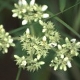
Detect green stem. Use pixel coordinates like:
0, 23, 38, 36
47, 3, 80, 38
16, 68, 22, 80
48, 1, 80, 18
9, 25, 27, 34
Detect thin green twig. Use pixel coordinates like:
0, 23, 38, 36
47, 2, 80, 38
48, 11, 80, 38
9, 25, 27, 34
16, 68, 22, 80
48, 1, 80, 18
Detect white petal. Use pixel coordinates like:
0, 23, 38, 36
39, 61, 45, 65
4, 48, 8, 53
22, 9, 26, 13
21, 60, 27, 66
67, 61, 72, 68
37, 54, 41, 60
63, 66, 67, 71
42, 36, 46, 41
12, 13, 17, 17
22, 20, 28, 25
58, 45, 62, 50
76, 42, 80, 46
26, 28, 30, 34
61, 54, 64, 59
14, 55, 19, 59
39, 20, 43, 25
30, 0, 35, 5
54, 65, 58, 70
64, 57, 68, 61
9, 39, 13, 43
42, 29, 46, 32
42, 13, 49, 18
42, 5, 48, 11
71, 39, 76, 43
18, 0, 27, 5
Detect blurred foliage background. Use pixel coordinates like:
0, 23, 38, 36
0, 0, 80, 80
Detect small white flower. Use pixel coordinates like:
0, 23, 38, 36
14, 55, 19, 59
9, 39, 13, 43
67, 61, 72, 68
22, 56, 25, 59
60, 65, 63, 70
42, 36, 46, 41
0, 25, 3, 28
75, 52, 79, 56
21, 60, 27, 66
63, 65, 67, 71
22, 20, 28, 25
39, 61, 45, 65
22, 9, 26, 13
54, 57, 58, 60
12, 13, 18, 17
42, 29, 46, 32
42, 5, 48, 11
61, 54, 64, 59
4, 38, 7, 41
64, 57, 68, 61
58, 45, 62, 50
34, 58, 37, 61
26, 28, 30, 34
30, 0, 35, 5
37, 54, 41, 60
76, 42, 80, 46
42, 13, 49, 18
5, 32, 9, 36
39, 20, 43, 25
54, 65, 58, 70
65, 37, 69, 42
71, 38, 76, 43
18, 0, 27, 5
4, 48, 8, 53
6, 44, 9, 47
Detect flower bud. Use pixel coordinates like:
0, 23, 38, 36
39, 61, 45, 65
12, 13, 18, 17
42, 5, 48, 11
22, 20, 28, 25
18, 0, 27, 5
42, 36, 46, 41
30, 0, 35, 5
58, 45, 62, 50
21, 60, 27, 66
26, 28, 30, 34
71, 39, 76, 43
42, 13, 49, 18
54, 65, 58, 70
67, 61, 72, 68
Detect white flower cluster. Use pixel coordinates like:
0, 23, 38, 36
12, 0, 80, 72
50, 37, 80, 71
12, 0, 49, 25
0, 25, 15, 53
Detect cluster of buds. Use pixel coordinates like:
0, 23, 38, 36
12, 0, 49, 25
0, 25, 15, 53
50, 37, 80, 71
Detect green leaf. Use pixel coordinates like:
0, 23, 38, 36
59, 0, 66, 12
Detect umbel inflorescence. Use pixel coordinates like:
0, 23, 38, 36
0, 25, 15, 53
0, 0, 80, 72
